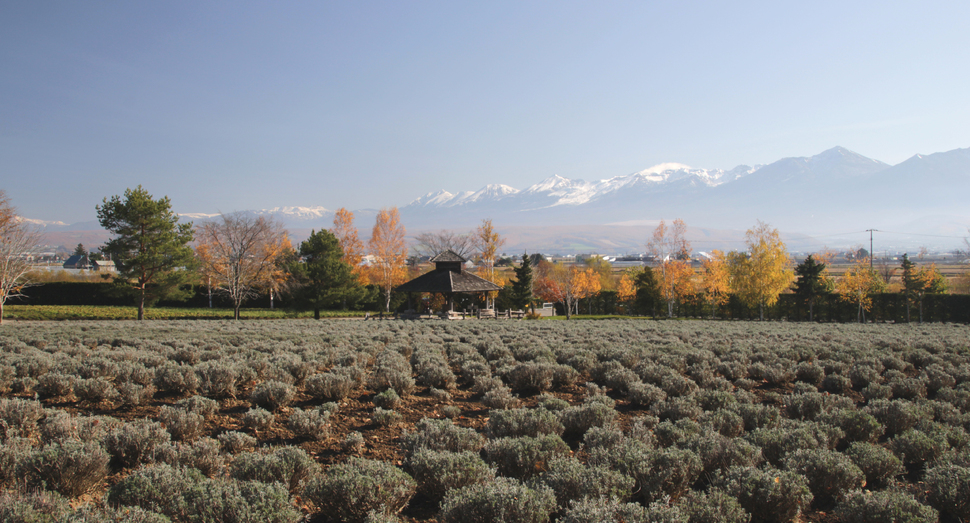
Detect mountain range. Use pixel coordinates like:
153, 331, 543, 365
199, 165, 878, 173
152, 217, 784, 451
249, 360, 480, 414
33, 146, 970, 254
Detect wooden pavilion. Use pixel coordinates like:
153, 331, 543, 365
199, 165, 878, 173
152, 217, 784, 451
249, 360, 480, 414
395, 250, 501, 318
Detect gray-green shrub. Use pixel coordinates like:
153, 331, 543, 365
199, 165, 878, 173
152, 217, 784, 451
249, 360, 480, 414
218, 431, 257, 454
157, 406, 205, 442
715, 465, 813, 523
681, 489, 751, 523
104, 419, 171, 468
538, 456, 634, 510
844, 441, 904, 486
407, 448, 495, 499
287, 407, 331, 440
230, 446, 317, 493
242, 407, 274, 431
438, 476, 557, 523
924, 462, 970, 520
249, 380, 296, 411
402, 418, 485, 455
487, 407, 564, 438
483, 434, 570, 480
373, 388, 402, 409
783, 448, 864, 505
0, 490, 71, 523
25, 440, 110, 497
303, 458, 416, 523
835, 489, 938, 523
306, 372, 355, 401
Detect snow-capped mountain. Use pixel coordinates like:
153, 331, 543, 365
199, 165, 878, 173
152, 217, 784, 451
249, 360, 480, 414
398, 146, 970, 236
252, 206, 332, 221
36, 146, 970, 253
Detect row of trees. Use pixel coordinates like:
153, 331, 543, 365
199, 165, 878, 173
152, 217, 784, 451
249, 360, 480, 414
0, 186, 958, 324
525, 219, 948, 324
92, 187, 417, 320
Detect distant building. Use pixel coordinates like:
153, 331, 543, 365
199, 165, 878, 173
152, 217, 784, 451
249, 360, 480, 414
92, 259, 116, 272
62, 255, 90, 269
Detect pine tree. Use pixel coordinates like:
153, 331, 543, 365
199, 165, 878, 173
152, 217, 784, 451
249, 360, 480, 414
793, 254, 828, 321
901, 254, 917, 323
97, 186, 195, 320
291, 229, 367, 319
510, 252, 534, 312
633, 266, 662, 318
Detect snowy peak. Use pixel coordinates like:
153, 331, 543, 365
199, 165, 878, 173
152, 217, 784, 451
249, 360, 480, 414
254, 206, 331, 221
18, 216, 69, 227
458, 184, 520, 204
409, 190, 457, 207
523, 174, 588, 194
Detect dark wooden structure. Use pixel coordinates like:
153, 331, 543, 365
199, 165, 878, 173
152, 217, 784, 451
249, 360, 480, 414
395, 250, 501, 316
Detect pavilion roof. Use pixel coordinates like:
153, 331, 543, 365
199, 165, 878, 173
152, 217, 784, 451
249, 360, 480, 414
395, 269, 501, 294
429, 250, 468, 263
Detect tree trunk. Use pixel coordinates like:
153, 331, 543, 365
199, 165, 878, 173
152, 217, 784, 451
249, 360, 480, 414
919, 297, 924, 324
234, 305, 241, 320
808, 302, 814, 322
759, 303, 764, 321
0, 300, 4, 324
138, 284, 146, 321
314, 308, 320, 320
667, 300, 674, 318
906, 300, 911, 323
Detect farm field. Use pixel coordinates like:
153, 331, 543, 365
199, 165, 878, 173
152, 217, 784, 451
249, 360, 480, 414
1, 319, 969, 523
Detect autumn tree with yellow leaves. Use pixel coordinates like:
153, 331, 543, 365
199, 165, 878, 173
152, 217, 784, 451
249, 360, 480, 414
836, 257, 884, 323
474, 219, 506, 308
648, 219, 693, 317
368, 207, 408, 312
331, 208, 367, 285
196, 212, 292, 320
727, 221, 794, 321
700, 250, 731, 318
616, 272, 637, 313
573, 267, 602, 315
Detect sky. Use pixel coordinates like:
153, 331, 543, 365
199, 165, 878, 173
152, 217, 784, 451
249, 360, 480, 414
2, 1, 969, 224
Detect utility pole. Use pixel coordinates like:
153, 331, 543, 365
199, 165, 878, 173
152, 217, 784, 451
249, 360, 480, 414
865, 229, 878, 271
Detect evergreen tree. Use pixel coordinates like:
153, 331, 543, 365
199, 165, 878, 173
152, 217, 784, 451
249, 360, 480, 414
633, 266, 662, 317
291, 229, 367, 319
793, 254, 827, 321
901, 254, 917, 323
97, 186, 195, 320
73, 243, 87, 257
510, 252, 534, 312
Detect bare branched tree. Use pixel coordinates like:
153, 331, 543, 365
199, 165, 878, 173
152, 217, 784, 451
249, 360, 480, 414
196, 213, 292, 320
412, 230, 473, 258
0, 191, 43, 324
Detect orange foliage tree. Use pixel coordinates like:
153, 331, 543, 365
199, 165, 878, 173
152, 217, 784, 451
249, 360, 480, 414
573, 267, 602, 315
535, 262, 578, 319
616, 272, 637, 314
196, 213, 292, 320
368, 207, 408, 312
648, 219, 693, 317
331, 208, 367, 285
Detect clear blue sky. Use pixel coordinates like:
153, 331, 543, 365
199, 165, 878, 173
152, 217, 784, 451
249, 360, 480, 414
2, 1, 968, 223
